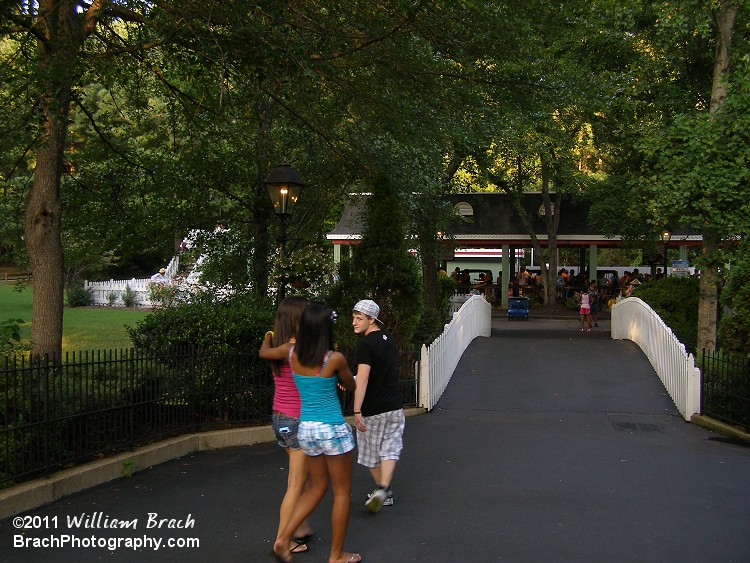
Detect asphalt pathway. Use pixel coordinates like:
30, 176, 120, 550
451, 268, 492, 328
2, 319, 750, 562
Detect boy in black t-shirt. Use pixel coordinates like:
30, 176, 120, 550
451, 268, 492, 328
351, 299, 405, 513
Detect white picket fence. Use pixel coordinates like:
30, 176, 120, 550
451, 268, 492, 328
83, 256, 180, 308
611, 297, 701, 421
419, 294, 492, 411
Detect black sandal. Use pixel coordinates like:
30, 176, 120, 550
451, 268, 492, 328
290, 540, 308, 554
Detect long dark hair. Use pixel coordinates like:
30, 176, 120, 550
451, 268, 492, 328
294, 302, 335, 368
270, 296, 310, 375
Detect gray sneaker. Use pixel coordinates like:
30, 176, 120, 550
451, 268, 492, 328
366, 488, 394, 509
365, 488, 388, 513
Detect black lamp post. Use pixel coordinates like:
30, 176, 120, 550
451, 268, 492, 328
660, 225, 672, 277
265, 162, 305, 300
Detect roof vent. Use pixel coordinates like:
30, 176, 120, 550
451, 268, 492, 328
454, 202, 474, 216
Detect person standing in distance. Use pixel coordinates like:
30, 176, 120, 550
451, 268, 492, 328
150, 267, 168, 284
351, 299, 405, 513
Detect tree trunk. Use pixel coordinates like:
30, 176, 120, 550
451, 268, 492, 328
697, 231, 720, 352
696, 0, 738, 352
25, 0, 81, 359
26, 129, 67, 360
709, 1, 737, 112
503, 155, 561, 306
540, 160, 561, 305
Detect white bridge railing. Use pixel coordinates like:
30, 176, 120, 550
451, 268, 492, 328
419, 294, 492, 411
83, 256, 180, 308
611, 297, 701, 421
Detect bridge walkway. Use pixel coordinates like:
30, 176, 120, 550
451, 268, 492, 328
2, 319, 749, 562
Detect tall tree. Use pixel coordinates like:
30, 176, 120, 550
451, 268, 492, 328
592, 0, 749, 351
699, 0, 739, 351
20, 0, 106, 358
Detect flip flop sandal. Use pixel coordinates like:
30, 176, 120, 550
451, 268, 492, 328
290, 540, 308, 554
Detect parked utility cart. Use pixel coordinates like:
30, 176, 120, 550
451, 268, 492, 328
508, 296, 529, 320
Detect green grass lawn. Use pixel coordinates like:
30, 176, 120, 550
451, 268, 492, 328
1, 282, 151, 353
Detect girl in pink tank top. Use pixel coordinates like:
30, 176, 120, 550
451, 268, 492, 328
259, 296, 313, 556
274, 303, 360, 563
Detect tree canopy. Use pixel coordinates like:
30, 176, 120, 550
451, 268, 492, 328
1, 0, 748, 355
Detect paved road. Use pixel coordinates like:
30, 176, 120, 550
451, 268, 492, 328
2, 319, 750, 562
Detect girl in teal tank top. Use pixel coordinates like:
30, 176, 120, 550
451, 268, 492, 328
273, 303, 361, 563
292, 351, 346, 425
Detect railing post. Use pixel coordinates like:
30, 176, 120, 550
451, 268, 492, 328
129, 348, 136, 451
43, 354, 50, 479
419, 344, 429, 410
686, 353, 701, 420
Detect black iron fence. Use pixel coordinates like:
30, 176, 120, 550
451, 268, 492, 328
700, 349, 750, 430
1, 346, 420, 488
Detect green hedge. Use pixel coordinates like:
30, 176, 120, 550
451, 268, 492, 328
127, 292, 274, 354
719, 241, 750, 355
631, 276, 699, 352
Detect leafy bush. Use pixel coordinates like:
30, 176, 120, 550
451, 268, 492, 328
122, 284, 139, 308
106, 291, 119, 306
1, 371, 79, 486
565, 293, 580, 310
631, 276, 699, 352
1, 348, 274, 487
719, 240, 750, 355
412, 307, 446, 346
127, 291, 274, 354
66, 285, 93, 307
272, 244, 334, 301
698, 350, 750, 427
1, 318, 23, 347
412, 274, 457, 345
181, 228, 253, 292
1, 318, 30, 358
148, 281, 180, 309
437, 272, 457, 312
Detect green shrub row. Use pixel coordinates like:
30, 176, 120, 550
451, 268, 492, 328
127, 291, 275, 354
719, 240, 750, 355
631, 276, 699, 352
1, 350, 273, 487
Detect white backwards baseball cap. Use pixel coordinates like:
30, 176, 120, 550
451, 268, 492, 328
353, 299, 383, 324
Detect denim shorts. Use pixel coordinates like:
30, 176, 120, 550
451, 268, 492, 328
272, 412, 301, 450
298, 421, 355, 457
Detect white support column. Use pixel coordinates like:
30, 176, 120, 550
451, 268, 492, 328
502, 244, 510, 308
419, 344, 430, 410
